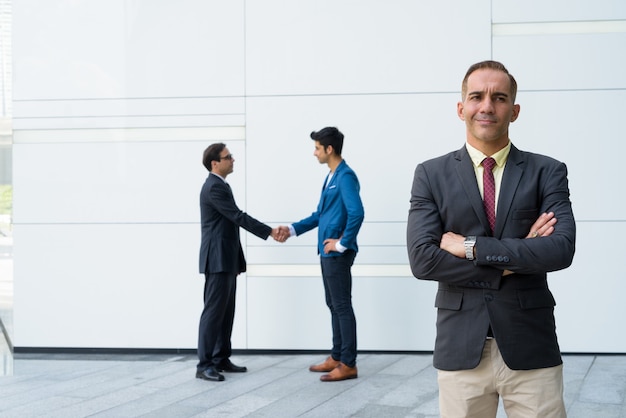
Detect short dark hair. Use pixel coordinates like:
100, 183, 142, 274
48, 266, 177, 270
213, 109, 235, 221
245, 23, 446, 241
461, 60, 518, 102
310, 127, 344, 156
202, 142, 226, 171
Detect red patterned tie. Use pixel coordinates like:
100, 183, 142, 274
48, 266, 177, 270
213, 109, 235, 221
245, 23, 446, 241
482, 157, 496, 233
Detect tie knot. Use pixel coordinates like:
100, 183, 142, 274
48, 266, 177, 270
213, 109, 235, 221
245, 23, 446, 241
482, 157, 496, 171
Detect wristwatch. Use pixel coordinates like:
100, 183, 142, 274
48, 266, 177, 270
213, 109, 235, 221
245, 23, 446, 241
464, 236, 476, 260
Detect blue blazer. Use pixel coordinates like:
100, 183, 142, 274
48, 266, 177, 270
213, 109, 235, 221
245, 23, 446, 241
293, 160, 364, 257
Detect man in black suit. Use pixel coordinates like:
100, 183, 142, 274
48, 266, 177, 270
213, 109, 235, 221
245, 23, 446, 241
196, 142, 282, 382
407, 61, 575, 417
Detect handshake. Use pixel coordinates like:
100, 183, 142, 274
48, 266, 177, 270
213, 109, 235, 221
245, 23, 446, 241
270, 225, 291, 243
269, 225, 341, 254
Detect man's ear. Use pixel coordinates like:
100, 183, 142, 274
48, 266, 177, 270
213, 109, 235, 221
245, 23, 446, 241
457, 101, 465, 121
510, 104, 521, 122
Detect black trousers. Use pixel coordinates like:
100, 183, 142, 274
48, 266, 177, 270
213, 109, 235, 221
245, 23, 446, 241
320, 250, 358, 367
196, 271, 236, 371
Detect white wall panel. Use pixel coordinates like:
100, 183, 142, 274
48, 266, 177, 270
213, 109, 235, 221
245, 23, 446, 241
13, 114, 245, 130
12, 139, 216, 224
13, 0, 245, 100
245, 94, 467, 224
247, 275, 436, 351
355, 277, 436, 351
494, 33, 626, 91
13, 0, 127, 100
509, 90, 626, 221
14, 97, 245, 119
11, 0, 625, 354
551, 222, 626, 352
245, 0, 491, 95
356, 245, 408, 265
12, 127, 246, 144
247, 277, 331, 349
247, 239, 319, 265
493, 0, 626, 23
13, 224, 203, 349
124, 0, 245, 98
13, 97, 246, 130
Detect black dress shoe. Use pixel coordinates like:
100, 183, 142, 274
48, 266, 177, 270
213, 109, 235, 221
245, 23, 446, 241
195, 366, 225, 382
217, 359, 247, 373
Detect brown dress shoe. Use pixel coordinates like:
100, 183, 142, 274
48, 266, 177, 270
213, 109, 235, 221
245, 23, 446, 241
320, 362, 358, 382
309, 356, 340, 372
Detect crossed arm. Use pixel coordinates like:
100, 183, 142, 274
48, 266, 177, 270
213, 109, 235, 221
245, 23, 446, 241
440, 211, 556, 258
439, 211, 557, 276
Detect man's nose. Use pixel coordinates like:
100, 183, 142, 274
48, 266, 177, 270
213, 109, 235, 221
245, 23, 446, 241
481, 98, 495, 113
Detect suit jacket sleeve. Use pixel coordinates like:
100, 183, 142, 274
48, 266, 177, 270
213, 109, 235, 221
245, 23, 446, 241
407, 158, 502, 288
207, 181, 272, 239
407, 147, 576, 288
475, 156, 575, 274
336, 169, 364, 249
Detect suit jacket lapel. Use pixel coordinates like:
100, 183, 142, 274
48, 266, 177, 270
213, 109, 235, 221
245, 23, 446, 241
319, 173, 331, 212
455, 147, 492, 235
495, 145, 524, 237
319, 161, 344, 212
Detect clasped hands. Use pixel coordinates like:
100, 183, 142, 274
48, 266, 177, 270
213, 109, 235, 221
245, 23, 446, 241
270, 226, 291, 243
270, 226, 341, 253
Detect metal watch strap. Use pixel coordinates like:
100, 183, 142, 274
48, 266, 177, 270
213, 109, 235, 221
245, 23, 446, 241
464, 236, 476, 260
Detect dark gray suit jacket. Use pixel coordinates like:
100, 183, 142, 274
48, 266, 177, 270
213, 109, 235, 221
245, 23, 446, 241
199, 173, 272, 274
407, 144, 576, 371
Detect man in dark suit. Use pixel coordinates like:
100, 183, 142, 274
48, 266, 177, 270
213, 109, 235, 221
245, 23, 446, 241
196, 142, 282, 382
280, 127, 365, 382
407, 61, 575, 417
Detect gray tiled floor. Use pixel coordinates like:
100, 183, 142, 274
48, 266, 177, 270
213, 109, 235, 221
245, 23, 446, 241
0, 350, 625, 417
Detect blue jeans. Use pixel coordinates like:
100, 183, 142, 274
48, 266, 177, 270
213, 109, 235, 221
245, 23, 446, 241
320, 250, 357, 367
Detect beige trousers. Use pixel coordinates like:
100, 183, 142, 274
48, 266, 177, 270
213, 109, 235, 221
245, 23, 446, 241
437, 339, 566, 418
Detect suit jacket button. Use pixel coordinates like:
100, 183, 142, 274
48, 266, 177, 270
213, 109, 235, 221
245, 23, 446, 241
486, 255, 492, 262
485, 294, 494, 302
503, 256, 510, 262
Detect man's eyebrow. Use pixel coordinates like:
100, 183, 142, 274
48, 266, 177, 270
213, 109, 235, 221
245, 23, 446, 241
468, 90, 509, 96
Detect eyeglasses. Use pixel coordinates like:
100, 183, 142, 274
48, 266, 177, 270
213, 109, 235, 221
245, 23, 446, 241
218, 154, 234, 161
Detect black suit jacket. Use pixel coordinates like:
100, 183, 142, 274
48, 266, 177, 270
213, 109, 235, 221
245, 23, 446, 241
407, 144, 576, 371
199, 173, 272, 274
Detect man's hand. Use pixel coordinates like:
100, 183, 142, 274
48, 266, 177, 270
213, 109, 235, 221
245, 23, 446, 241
504, 212, 557, 275
526, 212, 556, 238
323, 238, 340, 254
440, 232, 466, 258
271, 226, 291, 242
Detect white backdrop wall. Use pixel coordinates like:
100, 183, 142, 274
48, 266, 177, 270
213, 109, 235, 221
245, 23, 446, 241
11, 0, 626, 353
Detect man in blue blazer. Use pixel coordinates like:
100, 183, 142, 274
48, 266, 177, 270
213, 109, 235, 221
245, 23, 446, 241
196, 143, 281, 382
407, 61, 575, 417
281, 127, 365, 382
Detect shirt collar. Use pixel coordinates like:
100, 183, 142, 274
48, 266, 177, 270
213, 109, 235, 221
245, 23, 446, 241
210, 172, 227, 182
465, 141, 512, 169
